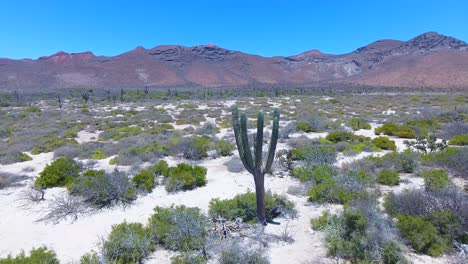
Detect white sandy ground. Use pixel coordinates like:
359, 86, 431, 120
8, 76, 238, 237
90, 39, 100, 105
0, 111, 459, 264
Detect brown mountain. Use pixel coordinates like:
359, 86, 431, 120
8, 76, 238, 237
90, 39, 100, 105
1, 32, 467, 89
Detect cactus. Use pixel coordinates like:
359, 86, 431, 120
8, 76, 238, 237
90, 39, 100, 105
232, 105, 279, 224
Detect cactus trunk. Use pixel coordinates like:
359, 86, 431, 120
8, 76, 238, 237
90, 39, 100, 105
232, 105, 280, 225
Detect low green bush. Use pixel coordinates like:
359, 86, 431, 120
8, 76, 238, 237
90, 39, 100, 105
91, 149, 108, 160
421, 169, 450, 190
152, 160, 170, 177
291, 164, 336, 183
326, 131, 355, 143
34, 157, 81, 188
377, 169, 400, 186
448, 134, 468, 145
396, 214, 448, 256
166, 163, 207, 192
372, 136, 396, 151
133, 169, 156, 191
148, 206, 207, 252
103, 222, 153, 264
349, 117, 371, 130
214, 139, 235, 156
310, 211, 331, 230
31, 136, 78, 154
296, 122, 313, 132
375, 123, 416, 138
208, 191, 295, 223
0, 247, 59, 264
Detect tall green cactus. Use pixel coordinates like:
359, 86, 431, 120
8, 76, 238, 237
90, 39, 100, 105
232, 105, 279, 224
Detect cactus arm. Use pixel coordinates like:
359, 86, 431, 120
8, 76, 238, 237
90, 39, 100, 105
232, 106, 254, 174
255, 111, 264, 173
240, 112, 255, 172
265, 109, 280, 173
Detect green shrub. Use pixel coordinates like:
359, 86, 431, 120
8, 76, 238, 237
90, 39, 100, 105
292, 164, 336, 183
166, 163, 207, 192
79, 253, 99, 264
133, 169, 156, 191
214, 139, 235, 156
91, 149, 108, 160
310, 211, 331, 230
377, 169, 400, 186
31, 136, 78, 154
326, 131, 355, 143
372, 136, 396, 151
81, 107, 90, 113
208, 191, 295, 223
396, 214, 448, 256
19, 152, 32, 162
290, 145, 337, 166
180, 136, 212, 160
24, 106, 41, 113
103, 222, 152, 264
421, 169, 450, 190
296, 122, 313, 132
34, 157, 81, 188
349, 117, 371, 130
375, 123, 416, 138
152, 160, 170, 177
148, 206, 207, 252
382, 241, 406, 264
448, 134, 468, 145
0, 247, 59, 264
171, 254, 206, 264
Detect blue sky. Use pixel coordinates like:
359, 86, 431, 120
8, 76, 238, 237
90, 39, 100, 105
1, 0, 467, 59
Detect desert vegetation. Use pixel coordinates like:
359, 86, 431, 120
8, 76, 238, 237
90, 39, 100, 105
0, 88, 466, 263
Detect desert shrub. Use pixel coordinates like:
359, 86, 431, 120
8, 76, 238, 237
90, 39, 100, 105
421, 169, 450, 190
24, 106, 41, 113
296, 113, 329, 132
375, 123, 416, 138
310, 210, 331, 230
439, 121, 468, 140
34, 157, 81, 188
396, 214, 448, 256
384, 188, 468, 246
279, 122, 296, 139
171, 254, 206, 264
69, 170, 136, 207
421, 147, 467, 178
165, 163, 207, 192
349, 117, 371, 130
218, 240, 269, 264
448, 134, 468, 145
382, 241, 407, 264
321, 197, 405, 263
208, 191, 295, 223
348, 150, 419, 175
290, 144, 337, 166
102, 222, 152, 264
307, 171, 366, 205
152, 160, 170, 177
148, 205, 208, 252
31, 136, 78, 154
326, 131, 354, 143
377, 169, 400, 186
79, 253, 99, 264
178, 136, 211, 160
0, 246, 59, 264
132, 169, 156, 191
291, 164, 336, 183
372, 136, 396, 151
195, 121, 218, 135
214, 139, 235, 157
91, 149, 108, 160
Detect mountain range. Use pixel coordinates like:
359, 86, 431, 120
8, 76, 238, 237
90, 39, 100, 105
1, 32, 467, 89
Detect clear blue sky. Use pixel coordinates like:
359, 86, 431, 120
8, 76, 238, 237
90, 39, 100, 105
1, 0, 467, 59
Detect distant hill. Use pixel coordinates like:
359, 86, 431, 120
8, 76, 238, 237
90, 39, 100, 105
1, 32, 467, 89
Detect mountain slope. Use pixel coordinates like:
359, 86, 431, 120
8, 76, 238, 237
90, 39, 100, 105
0, 32, 467, 89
